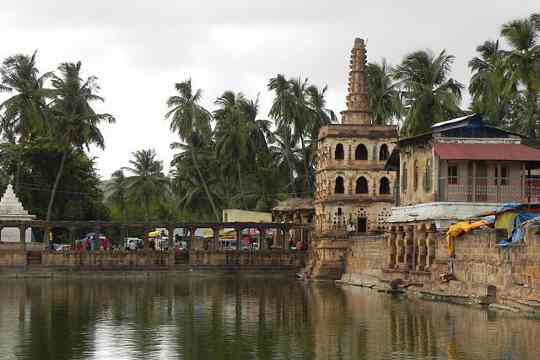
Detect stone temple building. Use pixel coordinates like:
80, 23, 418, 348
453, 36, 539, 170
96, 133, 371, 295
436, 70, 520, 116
315, 38, 397, 236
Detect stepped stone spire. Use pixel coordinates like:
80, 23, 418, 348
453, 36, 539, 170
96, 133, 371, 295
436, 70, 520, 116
341, 38, 371, 125
0, 184, 35, 219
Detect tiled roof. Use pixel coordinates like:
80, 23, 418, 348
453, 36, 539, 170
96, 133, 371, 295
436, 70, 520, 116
434, 143, 540, 161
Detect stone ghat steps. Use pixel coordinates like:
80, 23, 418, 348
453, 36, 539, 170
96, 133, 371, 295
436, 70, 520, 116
26, 251, 42, 265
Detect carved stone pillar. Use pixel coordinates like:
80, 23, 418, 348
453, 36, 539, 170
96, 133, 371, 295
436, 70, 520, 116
258, 227, 265, 250
404, 225, 414, 270
19, 224, 27, 250
188, 227, 195, 251
168, 224, 176, 250
283, 227, 290, 250
68, 226, 77, 248
387, 226, 397, 268
426, 224, 437, 270
94, 222, 102, 251
143, 225, 150, 250
236, 228, 241, 251
416, 224, 427, 271
212, 227, 220, 250
396, 226, 405, 267
43, 224, 51, 249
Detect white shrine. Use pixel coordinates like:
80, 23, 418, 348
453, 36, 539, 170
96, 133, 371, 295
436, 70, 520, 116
0, 184, 36, 242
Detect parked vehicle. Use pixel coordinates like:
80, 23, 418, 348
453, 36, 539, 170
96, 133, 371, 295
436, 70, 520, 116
124, 237, 143, 250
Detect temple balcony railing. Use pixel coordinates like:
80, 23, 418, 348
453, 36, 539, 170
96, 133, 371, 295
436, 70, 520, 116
437, 177, 540, 203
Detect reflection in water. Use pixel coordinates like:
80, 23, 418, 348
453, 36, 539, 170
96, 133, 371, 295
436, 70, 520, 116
0, 275, 539, 359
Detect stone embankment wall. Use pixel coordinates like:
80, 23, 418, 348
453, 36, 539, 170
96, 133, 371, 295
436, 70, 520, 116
42, 251, 173, 269
345, 235, 386, 275
189, 250, 306, 268
0, 249, 27, 267
340, 222, 540, 312
0, 248, 305, 272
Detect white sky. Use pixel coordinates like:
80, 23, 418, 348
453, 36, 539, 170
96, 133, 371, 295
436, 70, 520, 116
1, 1, 538, 178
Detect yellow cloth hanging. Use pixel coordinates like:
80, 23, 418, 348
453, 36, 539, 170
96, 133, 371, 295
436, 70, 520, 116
447, 220, 489, 257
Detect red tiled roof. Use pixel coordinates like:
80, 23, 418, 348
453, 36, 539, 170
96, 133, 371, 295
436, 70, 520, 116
434, 143, 540, 161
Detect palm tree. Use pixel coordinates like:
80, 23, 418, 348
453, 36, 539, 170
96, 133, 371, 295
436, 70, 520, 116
0, 52, 52, 191
469, 40, 513, 126
165, 79, 220, 221
500, 14, 540, 139
107, 170, 128, 220
394, 50, 463, 135
367, 60, 402, 125
268, 127, 299, 197
214, 91, 251, 208
45, 61, 115, 221
123, 149, 168, 221
0, 51, 52, 140
268, 75, 312, 191
238, 95, 272, 157
170, 142, 222, 219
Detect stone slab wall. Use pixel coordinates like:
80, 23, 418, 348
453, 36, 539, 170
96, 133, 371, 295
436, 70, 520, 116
451, 225, 540, 290
345, 235, 386, 276
0, 249, 26, 267
189, 250, 306, 268
42, 251, 173, 268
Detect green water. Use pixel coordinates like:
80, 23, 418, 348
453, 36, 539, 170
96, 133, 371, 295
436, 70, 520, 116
0, 275, 538, 360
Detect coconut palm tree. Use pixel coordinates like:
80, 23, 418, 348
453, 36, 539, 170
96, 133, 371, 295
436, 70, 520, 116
394, 50, 463, 136
469, 40, 514, 126
268, 75, 313, 191
170, 142, 222, 218
0, 52, 52, 191
367, 60, 402, 125
238, 95, 272, 157
107, 169, 128, 220
165, 79, 220, 221
268, 127, 299, 197
213, 91, 251, 208
123, 149, 168, 221
0, 51, 52, 140
500, 14, 540, 139
46, 61, 114, 221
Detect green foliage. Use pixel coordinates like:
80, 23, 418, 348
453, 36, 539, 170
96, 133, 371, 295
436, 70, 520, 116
469, 13, 540, 143
0, 140, 109, 220
3, 11, 539, 223
122, 149, 169, 221
394, 50, 464, 135
0, 52, 112, 221
367, 60, 402, 125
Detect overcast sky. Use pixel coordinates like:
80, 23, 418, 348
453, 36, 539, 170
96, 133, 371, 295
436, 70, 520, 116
1, 1, 538, 179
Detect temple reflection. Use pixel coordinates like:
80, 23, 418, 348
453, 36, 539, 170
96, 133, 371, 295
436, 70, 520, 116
0, 278, 538, 360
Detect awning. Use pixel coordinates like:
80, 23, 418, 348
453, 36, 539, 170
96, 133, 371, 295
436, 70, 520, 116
434, 143, 540, 161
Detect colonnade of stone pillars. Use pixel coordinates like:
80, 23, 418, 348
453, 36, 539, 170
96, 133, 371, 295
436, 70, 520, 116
0, 220, 310, 253
387, 223, 437, 271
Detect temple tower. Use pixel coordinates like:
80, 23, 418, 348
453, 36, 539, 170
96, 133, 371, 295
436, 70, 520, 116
314, 38, 398, 237
342, 38, 370, 125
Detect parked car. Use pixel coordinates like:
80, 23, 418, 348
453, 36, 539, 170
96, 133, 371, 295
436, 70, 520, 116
124, 237, 143, 250
53, 244, 72, 252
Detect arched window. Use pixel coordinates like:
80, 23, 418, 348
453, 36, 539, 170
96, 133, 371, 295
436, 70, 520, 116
379, 177, 390, 195
335, 176, 345, 194
335, 144, 344, 160
355, 177, 368, 194
424, 159, 432, 192
355, 144, 368, 160
413, 160, 419, 191
402, 162, 408, 192
379, 144, 389, 161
